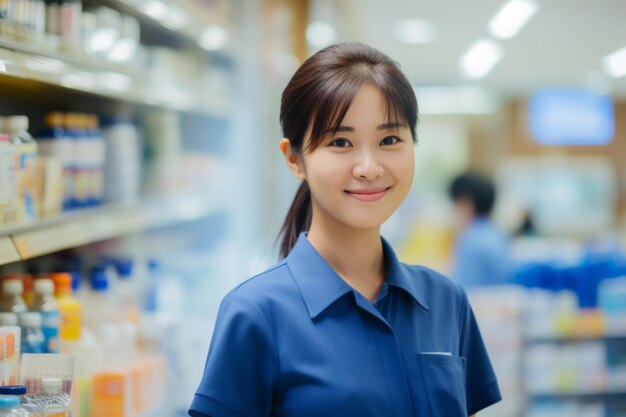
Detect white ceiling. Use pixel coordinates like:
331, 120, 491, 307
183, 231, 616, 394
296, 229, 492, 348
314, 0, 626, 97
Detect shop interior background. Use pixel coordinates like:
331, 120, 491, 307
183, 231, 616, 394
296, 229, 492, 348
0, 0, 625, 416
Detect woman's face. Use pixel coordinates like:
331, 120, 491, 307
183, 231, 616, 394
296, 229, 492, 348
302, 84, 415, 231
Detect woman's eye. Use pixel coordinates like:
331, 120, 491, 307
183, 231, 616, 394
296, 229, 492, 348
381, 136, 400, 145
330, 138, 351, 148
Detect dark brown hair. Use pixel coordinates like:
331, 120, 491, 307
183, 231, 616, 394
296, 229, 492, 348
278, 42, 418, 259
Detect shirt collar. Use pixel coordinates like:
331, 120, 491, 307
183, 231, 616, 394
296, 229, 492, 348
286, 233, 429, 319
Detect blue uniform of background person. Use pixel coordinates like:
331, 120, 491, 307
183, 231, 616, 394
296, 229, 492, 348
190, 233, 502, 417
449, 171, 512, 288
453, 217, 511, 287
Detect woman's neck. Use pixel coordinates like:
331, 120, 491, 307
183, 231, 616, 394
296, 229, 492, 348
307, 217, 386, 302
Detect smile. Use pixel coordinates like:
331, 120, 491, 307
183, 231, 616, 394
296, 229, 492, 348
344, 187, 391, 202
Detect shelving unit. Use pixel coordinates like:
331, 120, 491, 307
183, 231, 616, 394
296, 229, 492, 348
0, 0, 239, 262
0, 1, 246, 415
523, 326, 626, 416
0, 38, 233, 117
0, 190, 226, 265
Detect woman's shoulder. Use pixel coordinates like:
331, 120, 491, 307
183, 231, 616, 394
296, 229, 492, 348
221, 260, 300, 311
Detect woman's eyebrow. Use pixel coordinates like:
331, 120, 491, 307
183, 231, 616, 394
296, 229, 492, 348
324, 122, 406, 134
377, 122, 405, 130
323, 125, 355, 134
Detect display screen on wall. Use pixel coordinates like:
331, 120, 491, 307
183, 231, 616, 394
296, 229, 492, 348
529, 88, 614, 145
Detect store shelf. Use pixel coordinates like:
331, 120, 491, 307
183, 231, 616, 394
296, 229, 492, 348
0, 39, 232, 117
529, 388, 626, 401
0, 237, 20, 265
0, 191, 224, 264
526, 334, 626, 344
104, 0, 236, 55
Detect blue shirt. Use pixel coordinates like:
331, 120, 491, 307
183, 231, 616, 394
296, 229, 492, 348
453, 218, 512, 288
190, 233, 501, 417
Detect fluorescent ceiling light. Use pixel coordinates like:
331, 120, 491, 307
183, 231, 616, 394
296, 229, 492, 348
602, 46, 626, 78
306, 21, 336, 48
394, 20, 437, 44
415, 86, 500, 115
459, 39, 503, 79
199, 26, 228, 51
489, 0, 539, 39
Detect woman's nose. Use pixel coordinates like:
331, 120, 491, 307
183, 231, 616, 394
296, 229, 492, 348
352, 149, 384, 180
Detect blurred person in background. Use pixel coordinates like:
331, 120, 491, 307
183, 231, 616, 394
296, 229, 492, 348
190, 43, 501, 417
449, 172, 512, 288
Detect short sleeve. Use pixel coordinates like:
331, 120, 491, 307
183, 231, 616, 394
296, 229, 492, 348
458, 290, 502, 415
189, 290, 278, 417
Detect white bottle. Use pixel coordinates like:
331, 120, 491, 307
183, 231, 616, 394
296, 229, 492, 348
7, 116, 37, 223
38, 112, 73, 211
86, 114, 104, 206
72, 114, 90, 208
0, 117, 17, 226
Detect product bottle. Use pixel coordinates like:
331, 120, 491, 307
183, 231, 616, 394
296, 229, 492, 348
0, 395, 25, 417
45, 0, 61, 36
0, 0, 9, 37
19, 312, 45, 354
0, 312, 17, 326
0, 126, 16, 226
59, 0, 81, 51
0, 279, 28, 315
84, 266, 119, 331
29, 279, 60, 353
88, 114, 104, 206
7, 116, 38, 223
72, 114, 89, 208
25, 377, 70, 417
114, 258, 140, 324
51, 273, 81, 353
38, 112, 73, 211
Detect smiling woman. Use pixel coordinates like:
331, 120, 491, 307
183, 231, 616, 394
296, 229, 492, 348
190, 42, 502, 417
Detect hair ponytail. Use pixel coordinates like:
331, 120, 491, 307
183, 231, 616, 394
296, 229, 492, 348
278, 181, 312, 259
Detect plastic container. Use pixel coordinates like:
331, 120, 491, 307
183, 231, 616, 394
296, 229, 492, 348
0, 279, 27, 315
0, 387, 26, 396
0, 313, 17, 326
30, 279, 60, 353
84, 267, 119, 330
0, 395, 24, 417
102, 118, 140, 204
51, 273, 81, 347
0, 130, 16, 226
23, 377, 70, 417
85, 114, 104, 207
6, 116, 37, 223
38, 112, 73, 210
19, 312, 45, 354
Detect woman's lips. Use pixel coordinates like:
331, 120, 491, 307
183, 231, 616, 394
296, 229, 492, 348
344, 187, 390, 202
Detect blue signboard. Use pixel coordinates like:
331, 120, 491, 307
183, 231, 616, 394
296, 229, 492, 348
529, 88, 614, 145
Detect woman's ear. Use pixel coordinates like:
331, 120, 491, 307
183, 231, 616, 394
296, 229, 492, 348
279, 138, 306, 180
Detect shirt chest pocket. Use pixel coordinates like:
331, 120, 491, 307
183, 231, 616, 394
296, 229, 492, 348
417, 353, 468, 417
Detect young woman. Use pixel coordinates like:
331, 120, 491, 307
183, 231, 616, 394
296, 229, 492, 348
190, 42, 501, 417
